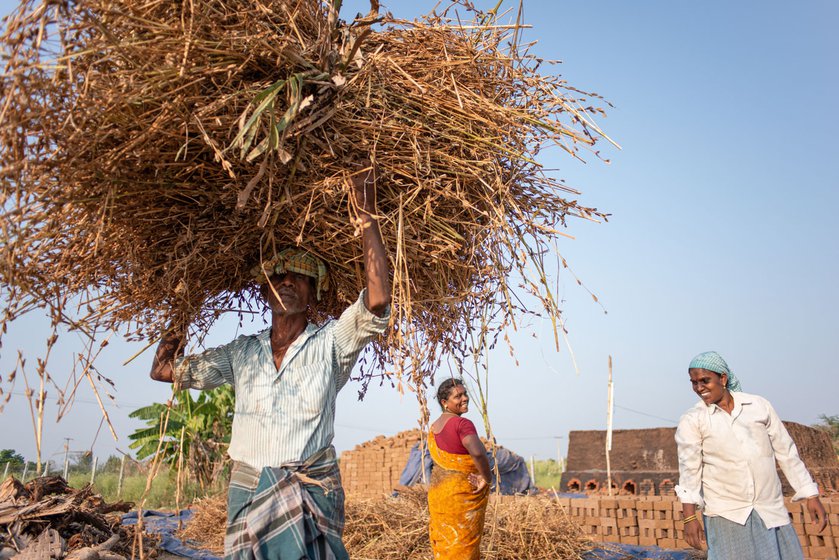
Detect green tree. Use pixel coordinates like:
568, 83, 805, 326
101, 454, 124, 474
128, 385, 234, 488
0, 449, 25, 467
70, 451, 93, 475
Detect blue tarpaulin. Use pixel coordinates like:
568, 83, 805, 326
397, 442, 537, 495
122, 509, 220, 560
584, 543, 697, 559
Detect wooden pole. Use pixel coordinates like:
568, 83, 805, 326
90, 456, 98, 485
606, 355, 614, 496
22, 462, 29, 481
529, 455, 536, 486
63, 438, 71, 480
117, 455, 126, 499
2, 463, 8, 479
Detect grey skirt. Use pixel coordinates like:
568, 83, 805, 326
704, 510, 803, 560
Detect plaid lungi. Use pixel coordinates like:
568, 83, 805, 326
225, 446, 348, 560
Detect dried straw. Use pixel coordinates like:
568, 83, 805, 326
0, 0, 613, 403
179, 489, 594, 559
178, 494, 226, 556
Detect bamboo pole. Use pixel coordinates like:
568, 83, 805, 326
90, 455, 98, 485
63, 438, 71, 480
117, 454, 126, 499
606, 355, 614, 496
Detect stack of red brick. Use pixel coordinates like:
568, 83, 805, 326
557, 494, 839, 559
339, 429, 422, 499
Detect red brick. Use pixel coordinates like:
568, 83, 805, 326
807, 546, 838, 559
657, 538, 677, 549
600, 498, 618, 509
581, 523, 598, 537
619, 526, 639, 537
618, 498, 637, 510
617, 517, 638, 529
809, 534, 828, 548
603, 533, 621, 543
798, 534, 810, 548
638, 536, 657, 547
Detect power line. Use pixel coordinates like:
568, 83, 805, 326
7, 390, 148, 409
614, 404, 677, 424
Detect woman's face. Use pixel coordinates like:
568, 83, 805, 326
441, 384, 469, 415
689, 368, 728, 406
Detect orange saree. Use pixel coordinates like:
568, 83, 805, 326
427, 431, 490, 560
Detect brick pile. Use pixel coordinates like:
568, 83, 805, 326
557, 494, 839, 559
339, 429, 422, 499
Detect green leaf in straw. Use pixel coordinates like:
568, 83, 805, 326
230, 78, 288, 157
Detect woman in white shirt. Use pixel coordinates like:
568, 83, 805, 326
675, 351, 827, 559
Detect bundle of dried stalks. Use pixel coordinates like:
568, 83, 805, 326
0, 475, 155, 559
0, 0, 613, 409
177, 494, 225, 556
347, 490, 594, 559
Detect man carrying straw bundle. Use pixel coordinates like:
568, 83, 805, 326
149, 161, 390, 560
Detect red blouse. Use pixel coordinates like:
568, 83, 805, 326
434, 416, 478, 455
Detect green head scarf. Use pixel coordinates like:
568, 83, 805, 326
688, 351, 742, 392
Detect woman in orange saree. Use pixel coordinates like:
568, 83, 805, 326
428, 378, 492, 560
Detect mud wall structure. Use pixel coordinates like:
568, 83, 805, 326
560, 423, 839, 496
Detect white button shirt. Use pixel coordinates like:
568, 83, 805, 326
675, 391, 819, 528
175, 290, 390, 469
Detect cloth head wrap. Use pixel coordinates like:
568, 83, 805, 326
250, 248, 330, 302
688, 351, 742, 392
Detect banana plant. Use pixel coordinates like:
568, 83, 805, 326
128, 385, 234, 488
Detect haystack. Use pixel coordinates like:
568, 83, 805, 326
180, 490, 594, 559
0, 1, 613, 396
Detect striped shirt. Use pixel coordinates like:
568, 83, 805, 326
175, 290, 389, 468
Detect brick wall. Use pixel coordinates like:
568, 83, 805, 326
555, 494, 839, 559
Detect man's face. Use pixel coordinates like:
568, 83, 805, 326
264, 271, 314, 315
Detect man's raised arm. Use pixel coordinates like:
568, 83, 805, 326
351, 160, 390, 316
149, 330, 184, 383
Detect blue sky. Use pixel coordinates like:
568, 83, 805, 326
1, 0, 837, 466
